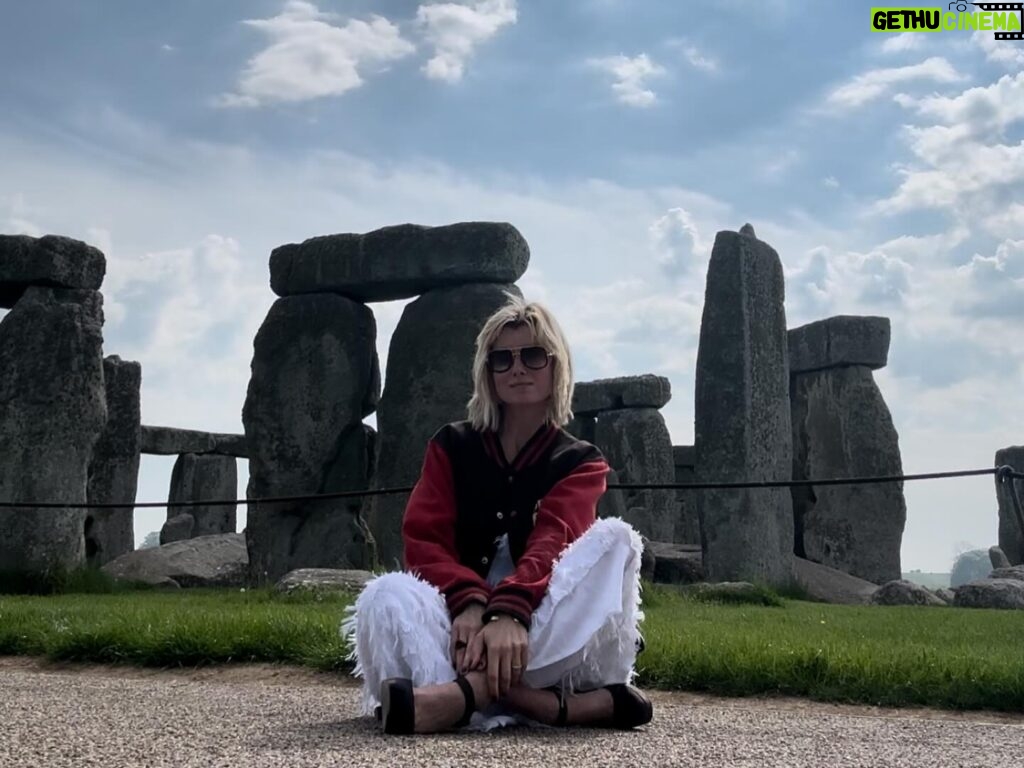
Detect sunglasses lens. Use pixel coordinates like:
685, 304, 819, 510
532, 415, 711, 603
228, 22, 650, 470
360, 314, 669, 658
521, 346, 549, 369
488, 350, 513, 372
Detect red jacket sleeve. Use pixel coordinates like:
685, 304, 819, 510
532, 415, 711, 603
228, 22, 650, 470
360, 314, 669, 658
483, 458, 609, 629
402, 440, 491, 617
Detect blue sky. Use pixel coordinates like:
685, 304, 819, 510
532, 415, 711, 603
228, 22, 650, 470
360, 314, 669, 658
2, 1, 1022, 571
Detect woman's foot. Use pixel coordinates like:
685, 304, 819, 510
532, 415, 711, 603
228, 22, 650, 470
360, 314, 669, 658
502, 684, 652, 729
380, 673, 487, 734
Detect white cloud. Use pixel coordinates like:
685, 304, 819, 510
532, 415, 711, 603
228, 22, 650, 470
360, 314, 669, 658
973, 30, 1024, 69
667, 39, 719, 73
218, 1, 415, 107
895, 71, 1024, 138
879, 33, 924, 54
823, 176, 840, 189
416, 0, 517, 83
161, 44, 176, 53
587, 53, 666, 107
825, 57, 965, 109
649, 208, 704, 278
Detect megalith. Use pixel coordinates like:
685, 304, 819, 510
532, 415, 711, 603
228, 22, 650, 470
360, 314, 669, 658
367, 282, 523, 566
270, 222, 530, 302
243, 293, 380, 584
163, 453, 238, 540
694, 228, 794, 587
0, 234, 105, 309
86, 355, 141, 566
996, 445, 1024, 565
0, 285, 107, 574
789, 316, 905, 584
672, 446, 701, 546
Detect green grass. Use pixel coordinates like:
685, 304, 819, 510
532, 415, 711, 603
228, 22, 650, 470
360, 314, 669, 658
1, 582, 1022, 712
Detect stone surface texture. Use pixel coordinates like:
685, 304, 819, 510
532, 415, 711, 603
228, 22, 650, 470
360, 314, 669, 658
790, 365, 906, 584
270, 222, 529, 302
243, 293, 380, 584
85, 355, 142, 567
869, 579, 946, 607
0, 287, 107, 574
167, 453, 238, 538
694, 230, 794, 587
995, 446, 1024, 565
788, 316, 890, 374
572, 375, 671, 416
593, 408, 676, 542
141, 426, 249, 458
102, 532, 247, 588
0, 234, 106, 309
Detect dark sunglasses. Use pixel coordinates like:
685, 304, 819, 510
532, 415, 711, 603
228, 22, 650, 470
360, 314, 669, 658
487, 345, 552, 373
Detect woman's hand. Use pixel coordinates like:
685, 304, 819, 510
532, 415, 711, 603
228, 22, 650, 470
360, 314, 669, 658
465, 615, 528, 699
450, 602, 485, 673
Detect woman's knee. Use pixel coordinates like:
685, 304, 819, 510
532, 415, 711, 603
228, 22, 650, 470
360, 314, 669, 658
589, 517, 643, 558
355, 571, 445, 618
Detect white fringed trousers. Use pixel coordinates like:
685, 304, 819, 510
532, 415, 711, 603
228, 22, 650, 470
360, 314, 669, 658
341, 517, 645, 715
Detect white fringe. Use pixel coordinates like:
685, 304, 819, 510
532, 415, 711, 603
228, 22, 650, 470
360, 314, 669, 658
339, 517, 646, 721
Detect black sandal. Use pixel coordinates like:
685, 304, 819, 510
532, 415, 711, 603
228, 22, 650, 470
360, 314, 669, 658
603, 683, 653, 729
546, 686, 569, 727
379, 676, 476, 735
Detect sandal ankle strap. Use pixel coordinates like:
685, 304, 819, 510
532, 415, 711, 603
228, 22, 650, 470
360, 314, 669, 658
453, 675, 476, 729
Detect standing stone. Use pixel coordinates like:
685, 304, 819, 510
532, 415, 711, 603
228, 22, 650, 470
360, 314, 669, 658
367, 283, 522, 567
270, 223, 530, 302
0, 287, 107, 574
694, 230, 794, 587
593, 409, 675, 542
572, 375, 671, 416
996, 446, 1024, 565
166, 453, 237, 538
790, 366, 906, 584
990, 545, 1012, 571
597, 467, 628, 520
672, 446, 701, 546
243, 294, 380, 584
160, 513, 195, 545
85, 356, 141, 567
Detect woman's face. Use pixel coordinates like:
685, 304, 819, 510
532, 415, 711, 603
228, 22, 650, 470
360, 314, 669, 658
489, 324, 554, 408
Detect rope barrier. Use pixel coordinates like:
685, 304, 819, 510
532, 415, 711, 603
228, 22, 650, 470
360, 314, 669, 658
0, 465, 1020, 510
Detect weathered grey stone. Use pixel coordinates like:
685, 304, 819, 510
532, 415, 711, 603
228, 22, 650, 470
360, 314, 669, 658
141, 426, 250, 458
695, 230, 794, 587
672, 446, 701, 546
0, 234, 106, 309
102, 533, 247, 588
990, 565, 1024, 582
593, 408, 676, 542
649, 542, 704, 584
243, 293, 380, 584
995, 446, 1024, 565
274, 568, 374, 595
951, 548, 991, 587
934, 588, 955, 604
85, 356, 141, 567
990, 545, 1012, 570
270, 222, 529, 302
639, 536, 655, 581
367, 283, 521, 566
739, 223, 756, 238
793, 556, 878, 605
167, 453, 237, 538
870, 579, 946, 606
953, 578, 1024, 610
572, 375, 671, 416
597, 468, 628, 520
565, 414, 595, 444
0, 287, 106, 575
788, 316, 890, 374
791, 366, 906, 584
160, 513, 195, 545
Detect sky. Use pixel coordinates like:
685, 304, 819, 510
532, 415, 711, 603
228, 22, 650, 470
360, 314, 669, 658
1, 0, 1022, 573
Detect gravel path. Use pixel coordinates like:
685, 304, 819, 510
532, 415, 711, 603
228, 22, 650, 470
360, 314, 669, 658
2, 657, 1023, 767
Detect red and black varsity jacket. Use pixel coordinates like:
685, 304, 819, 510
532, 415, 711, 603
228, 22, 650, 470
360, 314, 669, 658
402, 420, 610, 629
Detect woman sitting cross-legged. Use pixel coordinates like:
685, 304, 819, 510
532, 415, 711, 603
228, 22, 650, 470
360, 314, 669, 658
342, 294, 652, 734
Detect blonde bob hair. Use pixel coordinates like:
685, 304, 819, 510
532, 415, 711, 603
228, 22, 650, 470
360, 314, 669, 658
466, 293, 574, 432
